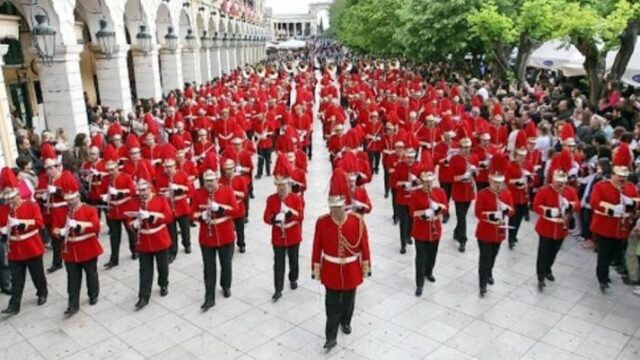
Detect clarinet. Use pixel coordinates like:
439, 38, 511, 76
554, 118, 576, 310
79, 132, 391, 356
6, 204, 16, 255
279, 194, 287, 241
45, 177, 53, 214
168, 174, 176, 212
136, 199, 147, 246
207, 191, 215, 238
63, 204, 76, 254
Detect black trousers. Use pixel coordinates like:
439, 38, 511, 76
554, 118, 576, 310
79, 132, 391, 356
581, 208, 593, 239
508, 204, 529, 245
391, 190, 399, 220
454, 202, 471, 244
398, 205, 412, 248
595, 235, 624, 284
367, 151, 381, 173
415, 241, 439, 288
50, 235, 62, 267
441, 182, 452, 203
9, 256, 47, 310
325, 288, 356, 341
107, 218, 137, 264
201, 243, 233, 301
476, 182, 488, 191
478, 240, 501, 289
234, 218, 245, 249
138, 250, 169, 300
273, 245, 300, 292
168, 215, 191, 256
383, 168, 390, 196
257, 148, 273, 177
0, 240, 10, 291
536, 236, 564, 281
65, 258, 99, 310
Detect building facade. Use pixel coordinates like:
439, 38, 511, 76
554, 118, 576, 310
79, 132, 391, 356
0, 0, 270, 167
266, 0, 331, 41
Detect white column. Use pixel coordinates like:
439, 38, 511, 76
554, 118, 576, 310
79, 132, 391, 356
132, 45, 162, 100
39, 45, 88, 138
211, 38, 222, 78
237, 39, 244, 67
94, 46, 132, 113
160, 49, 184, 95
200, 45, 212, 82
220, 38, 229, 75
0, 44, 18, 167
228, 38, 237, 72
182, 47, 201, 85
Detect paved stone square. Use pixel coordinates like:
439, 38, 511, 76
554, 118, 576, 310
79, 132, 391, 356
1, 126, 640, 360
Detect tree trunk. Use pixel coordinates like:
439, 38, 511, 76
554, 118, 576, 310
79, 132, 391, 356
580, 41, 605, 107
515, 34, 535, 88
471, 53, 483, 78
609, 18, 639, 81
490, 44, 512, 82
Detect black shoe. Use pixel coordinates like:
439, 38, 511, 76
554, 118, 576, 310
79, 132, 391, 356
239, 246, 246, 254
64, 307, 79, 317
479, 288, 487, 298
222, 288, 231, 298
622, 276, 639, 286
407, 238, 413, 245
508, 242, 515, 250
341, 324, 352, 334
185, 246, 192, 254
400, 247, 406, 254
487, 277, 494, 285
272, 291, 282, 302
160, 286, 168, 297
47, 264, 62, 274
290, 281, 298, 290
249, 193, 255, 199
89, 297, 98, 306
1, 306, 19, 315
131, 253, 138, 260
244, 218, 249, 224
135, 298, 149, 310
104, 261, 118, 269
384, 193, 389, 199
545, 273, 555, 282
538, 280, 546, 292
442, 215, 449, 224
599, 283, 608, 293
190, 222, 196, 228
426, 275, 436, 283
458, 243, 466, 253
255, 175, 262, 180
415, 287, 423, 297
0, 288, 11, 295
323, 339, 337, 350
393, 217, 399, 225
201, 299, 215, 311
168, 255, 175, 265
37, 296, 47, 306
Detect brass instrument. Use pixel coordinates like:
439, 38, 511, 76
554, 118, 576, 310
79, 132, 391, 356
326, 62, 337, 75
45, 177, 53, 214
256, 64, 266, 78
297, 60, 309, 73
284, 60, 296, 74
363, 60, 372, 72
63, 204, 77, 254
559, 194, 572, 230
389, 58, 401, 70
342, 59, 352, 72
168, 175, 176, 213
206, 191, 216, 238
242, 65, 255, 78
375, 59, 385, 71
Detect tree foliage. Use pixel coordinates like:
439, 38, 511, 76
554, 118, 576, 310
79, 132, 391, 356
335, 0, 402, 56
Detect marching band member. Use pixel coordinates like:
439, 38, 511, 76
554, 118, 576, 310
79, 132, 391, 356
450, 136, 479, 252
433, 127, 458, 223
254, 112, 277, 179
220, 158, 249, 253
127, 168, 173, 310
263, 154, 304, 302
474, 153, 514, 297
392, 146, 421, 254
590, 144, 639, 292
533, 162, 580, 291
99, 146, 137, 268
156, 150, 194, 262
0, 168, 47, 315
81, 144, 107, 218
191, 170, 240, 310
505, 146, 534, 249
312, 169, 371, 351
341, 152, 373, 215
409, 154, 448, 296
58, 173, 102, 316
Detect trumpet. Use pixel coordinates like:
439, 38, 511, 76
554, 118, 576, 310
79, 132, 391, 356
389, 58, 401, 70
242, 65, 255, 79
326, 62, 337, 75
284, 60, 296, 74
256, 64, 266, 78
297, 60, 309, 73
342, 59, 352, 72
362, 60, 372, 71
375, 59, 385, 71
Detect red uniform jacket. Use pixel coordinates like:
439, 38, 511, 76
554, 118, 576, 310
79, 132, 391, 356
191, 186, 240, 247
450, 154, 479, 202
347, 186, 372, 215
506, 160, 534, 205
312, 213, 371, 290
434, 141, 457, 184
392, 161, 422, 206
127, 195, 173, 253
35, 171, 72, 228
155, 171, 194, 218
81, 159, 107, 201
474, 188, 515, 243
533, 185, 580, 240
589, 180, 639, 240
98, 172, 137, 220
220, 175, 248, 218
409, 188, 448, 241
0, 201, 45, 261
62, 204, 103, 263
263, 192, 304, 247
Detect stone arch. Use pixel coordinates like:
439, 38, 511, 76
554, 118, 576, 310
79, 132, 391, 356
178, 7, 191, 39
75, 0, 126, 45
196, 11, 206, 40
219, 16, 228, 39
7, 0, 75, 46
208, 13, 218, 37
124, 0, 155, 45
155, 2, 174, 48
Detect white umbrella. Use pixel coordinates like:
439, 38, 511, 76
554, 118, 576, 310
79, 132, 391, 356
527, 39, 586, 76
606, 37, 640, 87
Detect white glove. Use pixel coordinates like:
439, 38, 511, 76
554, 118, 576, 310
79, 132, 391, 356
523, 170, 532, 177
281, 204, 291, 214
404, 182, 412, 190
47, 185, 57, 194
58, 227, 67, 237
0, 226, 7, 235
462, 172, 472, 180
210, 201, 220, 211
568, 167, 579, 177
108, 186, 118, 196
275, 212, 286, 222
499, 202, 508, 212
90, 168, 99, 175
170, 183, 179, 191
201, 210, 210, 221
101, 194, 110, 202
424, 208, 435, 219
139, 210, 151, 220
352, 200, 364, 209
67, 219, 78, 229
613, 204, 625, 215
8, 217, 20, 227
131, 219, 140, 229
430, 201, 440, 211
424, 142, 432, 149
469, 165, 477, 174
623, 195, 635, 206
235, 165, 243, 174
549, 208, 560, 217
